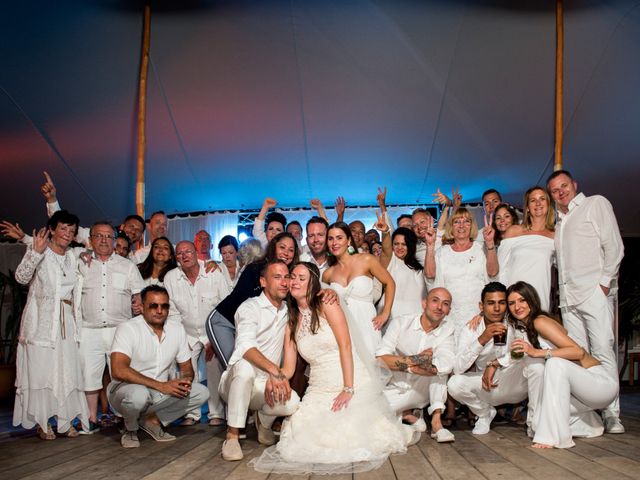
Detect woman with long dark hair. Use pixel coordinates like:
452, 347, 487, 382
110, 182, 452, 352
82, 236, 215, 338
375, 218, 425, 320
507, 281, 617, 448
137, 237, 177, 286
322, 222, 395, 360
205, 232, 299, 367
492, 203, 519, 246
251, 262, 410, 474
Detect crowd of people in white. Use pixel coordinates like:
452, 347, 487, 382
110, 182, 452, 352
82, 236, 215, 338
0, 169, 625, 474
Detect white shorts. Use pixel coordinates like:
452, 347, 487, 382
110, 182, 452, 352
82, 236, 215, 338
79, 326, 116, 391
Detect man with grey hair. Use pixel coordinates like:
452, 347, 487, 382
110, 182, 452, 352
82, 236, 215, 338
164, 240, 230, 426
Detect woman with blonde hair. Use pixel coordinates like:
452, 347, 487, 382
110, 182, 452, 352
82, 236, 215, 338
426, 207, 498, 338
498, 186, 555, 310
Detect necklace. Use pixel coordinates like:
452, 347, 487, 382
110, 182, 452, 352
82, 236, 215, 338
51, 250, 69, 277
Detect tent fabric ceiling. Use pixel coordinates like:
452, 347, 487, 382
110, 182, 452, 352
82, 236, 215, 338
1, 0, 639, 235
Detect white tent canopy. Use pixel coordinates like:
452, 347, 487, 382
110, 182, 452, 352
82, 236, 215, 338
1, 0, 638, 235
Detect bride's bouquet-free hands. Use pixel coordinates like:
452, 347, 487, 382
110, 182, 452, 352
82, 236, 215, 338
331, 388, 354, 412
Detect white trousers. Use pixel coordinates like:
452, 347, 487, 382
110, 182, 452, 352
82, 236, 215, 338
562, 285, 619, 418
108, 382, 209, 431
448, 361, 527, 419
524, 357, 604, 438
532, 358, 618, 448
383, 374, 447, 416
218, 359, 300, 429
79, 326, 116, 391
185, 340, 225, 420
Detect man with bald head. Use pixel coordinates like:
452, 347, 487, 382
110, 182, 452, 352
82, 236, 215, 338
349, 220, 366, 252
163, 240, 231, 426
377, 287, 456, 443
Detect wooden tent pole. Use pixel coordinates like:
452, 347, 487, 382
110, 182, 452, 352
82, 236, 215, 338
136, 3, 151, 232
554, 0, 564, 171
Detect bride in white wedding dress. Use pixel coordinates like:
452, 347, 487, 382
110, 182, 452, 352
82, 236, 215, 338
321, 222, 396, 359
251, 262, 412, 475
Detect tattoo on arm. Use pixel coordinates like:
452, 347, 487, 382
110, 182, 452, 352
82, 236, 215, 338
395, 361, 409, 372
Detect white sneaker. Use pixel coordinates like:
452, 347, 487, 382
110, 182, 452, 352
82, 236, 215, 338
472, 407, 496, 435
431, 428, 455, 443
407, 430, 422, 446
604, 417, 625, 434
409, 417, 428, 432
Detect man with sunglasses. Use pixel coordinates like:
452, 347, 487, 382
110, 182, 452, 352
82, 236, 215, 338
108, 285, 209, 448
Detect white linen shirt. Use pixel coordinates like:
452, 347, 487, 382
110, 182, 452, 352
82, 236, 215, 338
164, 260, 231, 344
79, 252, 145, 328
111, 316, 191, 382
299, 251, 329, 276
377, 315, 456, 387
453, 320, 513, 375
555, 193, 624, 307
227, 292, 288, 373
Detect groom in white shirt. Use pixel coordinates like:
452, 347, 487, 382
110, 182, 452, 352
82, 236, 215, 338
219, 259, 300, 461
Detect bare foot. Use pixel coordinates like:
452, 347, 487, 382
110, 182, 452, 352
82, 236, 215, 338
532, 443, 553, 449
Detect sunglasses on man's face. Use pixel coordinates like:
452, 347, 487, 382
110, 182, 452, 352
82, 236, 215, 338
148, 303, 170, 311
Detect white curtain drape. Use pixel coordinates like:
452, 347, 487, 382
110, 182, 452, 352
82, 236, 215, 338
167, 212, 239, 261
163, 204, 487, 260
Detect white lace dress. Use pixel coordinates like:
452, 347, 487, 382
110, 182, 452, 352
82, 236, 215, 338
251, 314, 409, 474
433, 243, 488, 340
13, 248, 89, 433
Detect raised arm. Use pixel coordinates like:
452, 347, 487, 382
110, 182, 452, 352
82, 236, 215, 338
310, 199, 329, 222
334, 196, 345, 223
374, 210, 392, 268
252, 197, 277, 246
15, 228, 48, 285
482, 213, 499, 277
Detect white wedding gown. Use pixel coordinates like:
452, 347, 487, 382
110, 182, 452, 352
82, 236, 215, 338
329, 275, 381, 359
251, 315, 410, 475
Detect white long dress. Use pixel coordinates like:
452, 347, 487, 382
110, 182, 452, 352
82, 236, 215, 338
433, 243, 488, 339
498, 235, 555, 311
378, 254, 426, 321
251, 315, 409, 474
329, 276, 380, 359
13, 249, 89, 433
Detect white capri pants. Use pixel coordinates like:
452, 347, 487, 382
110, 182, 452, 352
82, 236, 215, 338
79, 326, 116, 391
219, 359, 300, 429
383, 374, 448, 416
533, 358, 618, 448
448, 361, 527, 419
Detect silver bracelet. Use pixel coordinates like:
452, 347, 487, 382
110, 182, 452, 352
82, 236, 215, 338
342, 386, 354, 394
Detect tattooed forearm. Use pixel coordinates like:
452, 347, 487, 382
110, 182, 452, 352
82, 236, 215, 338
395, 361, 409, 372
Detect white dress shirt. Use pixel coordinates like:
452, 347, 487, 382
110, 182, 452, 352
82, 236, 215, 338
555, 193, 624, 307
227, 292, 289, 373
453, 320, 513, 375
79, 252, 145, 328
220, 260, 241, 290
164, 260, 231, 344
111, 316, 191, 382
299, 250, 329, 276
377, 315, 456, 380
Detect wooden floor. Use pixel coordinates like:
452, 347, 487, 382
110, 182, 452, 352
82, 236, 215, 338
2, 389, 640, 480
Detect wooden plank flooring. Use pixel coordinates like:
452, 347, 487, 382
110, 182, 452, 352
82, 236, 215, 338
0, 389, 639, 480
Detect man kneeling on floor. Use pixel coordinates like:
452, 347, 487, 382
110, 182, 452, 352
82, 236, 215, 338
219, 259, 300, 461
448, 282, 527, 435
108, 285, 209, 448
376, 287, 456, 443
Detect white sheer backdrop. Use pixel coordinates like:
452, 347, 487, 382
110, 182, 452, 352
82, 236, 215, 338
167, 212, 239, 261
164, 205, 486, 258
